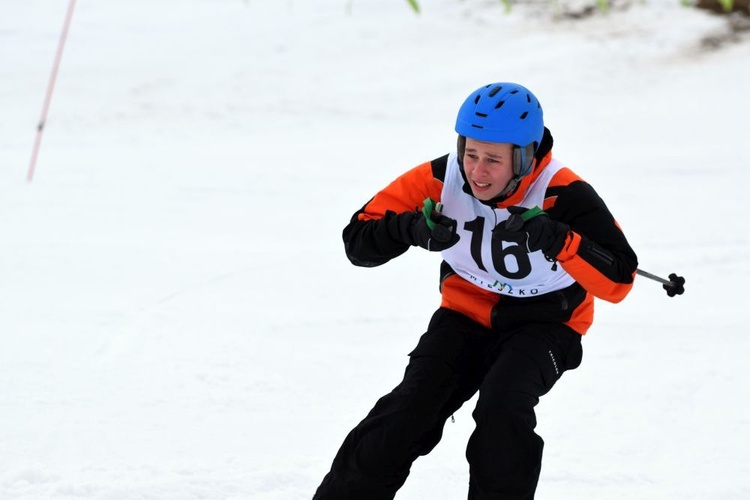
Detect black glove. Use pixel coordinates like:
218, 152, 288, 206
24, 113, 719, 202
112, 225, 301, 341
399, 211, 460, 252
492, 206, 569, 258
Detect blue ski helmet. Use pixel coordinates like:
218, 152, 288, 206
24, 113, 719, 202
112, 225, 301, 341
455, 82, 544, 150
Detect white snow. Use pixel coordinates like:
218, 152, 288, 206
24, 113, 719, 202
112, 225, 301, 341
1, 0, 749, 498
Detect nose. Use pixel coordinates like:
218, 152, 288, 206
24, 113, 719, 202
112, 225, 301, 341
474, 159, 491, 175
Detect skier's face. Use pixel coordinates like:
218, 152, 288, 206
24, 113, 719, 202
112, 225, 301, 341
462, 139, 515, 201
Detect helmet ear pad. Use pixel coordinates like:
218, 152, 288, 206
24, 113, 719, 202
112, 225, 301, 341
513, 143, 537, 177
457, 135, 466, 166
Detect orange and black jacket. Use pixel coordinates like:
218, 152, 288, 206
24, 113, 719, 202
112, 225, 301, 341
343, 129, 638, 335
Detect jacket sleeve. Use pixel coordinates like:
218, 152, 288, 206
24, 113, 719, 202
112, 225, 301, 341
544, 168, 638, 303
342, 155, 448, 267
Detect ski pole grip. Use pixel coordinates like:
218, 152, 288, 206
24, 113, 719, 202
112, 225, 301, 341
521, 206, 546, 221
504, 205, 547, 232
422, 198, 443, 230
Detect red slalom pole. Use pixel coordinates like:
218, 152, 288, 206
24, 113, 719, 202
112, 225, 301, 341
27, 0, 77, 182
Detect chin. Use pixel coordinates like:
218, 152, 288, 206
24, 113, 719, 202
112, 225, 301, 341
471, 189, 498, 201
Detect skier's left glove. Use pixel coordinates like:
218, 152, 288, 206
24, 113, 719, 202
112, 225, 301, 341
492, 206, 570, 259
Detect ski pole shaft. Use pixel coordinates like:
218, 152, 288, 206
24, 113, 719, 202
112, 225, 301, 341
636, 268, 671, 286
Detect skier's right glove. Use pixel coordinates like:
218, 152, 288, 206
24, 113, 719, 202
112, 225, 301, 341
398, 211, 460, 252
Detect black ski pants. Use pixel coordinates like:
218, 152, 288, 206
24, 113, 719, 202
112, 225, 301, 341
313, 307, 583, 500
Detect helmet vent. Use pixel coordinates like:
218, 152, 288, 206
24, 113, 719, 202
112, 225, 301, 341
474, 95, 481, 105
475, 112, 488, 117
471, 124, 484, 129
519, 111, 528, 119
510, 90, 519, 95
495, 101, 505, 109
488, 86, 502, 97
526, 94, 531, 103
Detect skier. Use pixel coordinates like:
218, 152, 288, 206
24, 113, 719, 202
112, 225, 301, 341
312, 82, 638, 500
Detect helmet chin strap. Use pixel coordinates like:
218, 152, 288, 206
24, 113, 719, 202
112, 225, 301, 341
496, 176, 522, 200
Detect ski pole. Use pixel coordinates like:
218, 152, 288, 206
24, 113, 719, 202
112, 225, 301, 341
636, 269, 685, 297
423, 199, 686, 298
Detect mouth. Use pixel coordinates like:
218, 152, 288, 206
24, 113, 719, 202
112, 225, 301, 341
472, 181, 492, 191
